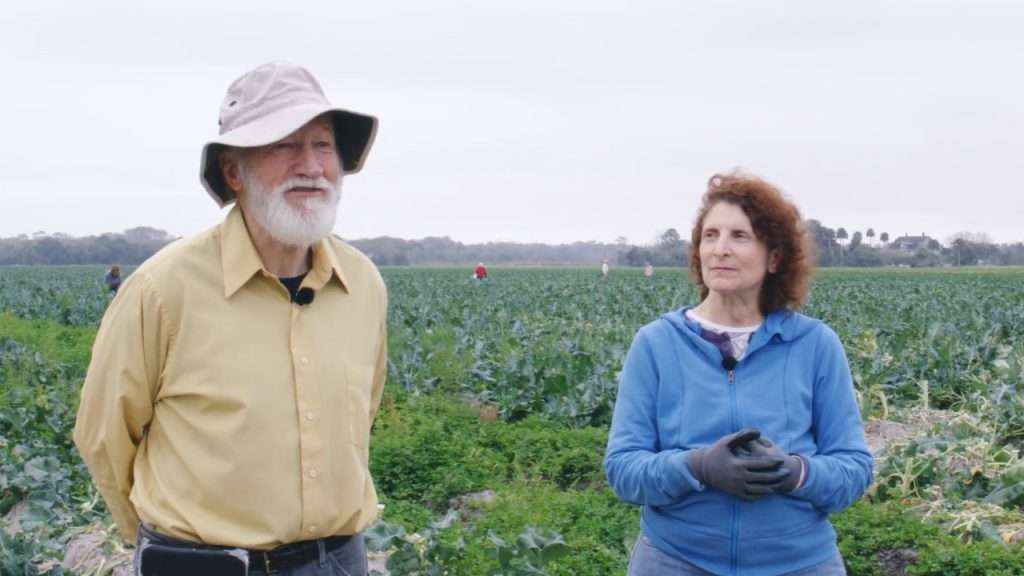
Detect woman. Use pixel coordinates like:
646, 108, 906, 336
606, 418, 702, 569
604, 172, 872, 576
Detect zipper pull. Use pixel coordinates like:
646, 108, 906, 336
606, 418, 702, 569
721, 356, 737, 385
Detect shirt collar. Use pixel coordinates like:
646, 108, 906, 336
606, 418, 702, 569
676, 304, 794, 345
307, 235, 350, 294
220, 206, 350, 299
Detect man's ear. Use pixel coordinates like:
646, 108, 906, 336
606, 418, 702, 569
220, 151, 244, 196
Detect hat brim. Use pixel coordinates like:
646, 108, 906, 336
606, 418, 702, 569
200, 104, 378, 207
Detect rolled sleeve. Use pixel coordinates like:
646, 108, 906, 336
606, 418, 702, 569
369, 291, 387, 424
73, 273, 164, 543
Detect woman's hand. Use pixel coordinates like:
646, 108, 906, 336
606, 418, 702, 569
687, 428, 790, 501
733, 436, 803, 493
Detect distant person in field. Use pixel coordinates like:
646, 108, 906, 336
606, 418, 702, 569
601, 258, 609, 278
104, 265, 122, 294
75, 62, 384, 576
643, 262, 653, 278
474, 262, 488, 280
605, 172, 872, 576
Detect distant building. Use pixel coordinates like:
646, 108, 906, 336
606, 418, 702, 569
890, 233, 939, 252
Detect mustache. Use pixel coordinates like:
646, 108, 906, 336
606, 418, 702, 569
275, 177, 335, 194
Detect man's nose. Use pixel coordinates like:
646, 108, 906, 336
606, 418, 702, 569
295, 144, 325, 178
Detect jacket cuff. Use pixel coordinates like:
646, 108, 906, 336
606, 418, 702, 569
789, 455, 817, 500
663, 450, 704, 499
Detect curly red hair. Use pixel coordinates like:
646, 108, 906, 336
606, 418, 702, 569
688, 171, 813, 313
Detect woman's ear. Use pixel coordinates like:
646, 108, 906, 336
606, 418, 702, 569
768, 249, 780, 274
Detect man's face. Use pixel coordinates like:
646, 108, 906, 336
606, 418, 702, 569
228, 117, 344, 247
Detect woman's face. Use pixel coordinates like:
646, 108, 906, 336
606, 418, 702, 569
698, 202, 776, 301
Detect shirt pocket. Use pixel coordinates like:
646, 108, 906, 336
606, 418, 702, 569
345, 364, 374, 449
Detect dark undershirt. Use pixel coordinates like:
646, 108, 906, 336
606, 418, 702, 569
278, 273, 308, 302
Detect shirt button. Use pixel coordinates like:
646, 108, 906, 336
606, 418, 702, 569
305, 411, 315, 421
301, 357, 309, 365
309, 468, 319, 479
309, 525, 317, 533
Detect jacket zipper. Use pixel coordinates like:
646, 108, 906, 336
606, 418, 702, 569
728, 365, 739, 574
730, 501, 739, 575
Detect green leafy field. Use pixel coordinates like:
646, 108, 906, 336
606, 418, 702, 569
2, 266, 1023, 574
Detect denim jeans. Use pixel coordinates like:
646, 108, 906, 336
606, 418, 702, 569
627, 534, 847, 576
134, 526, 368, 576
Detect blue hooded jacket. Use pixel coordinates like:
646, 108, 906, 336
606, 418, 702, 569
604, 307, 873, 576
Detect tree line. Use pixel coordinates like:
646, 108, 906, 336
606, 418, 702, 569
2, 224, 1023, 267
349, 229, 689, 267
804, 221, 1024, 267
0, 228, 177, 266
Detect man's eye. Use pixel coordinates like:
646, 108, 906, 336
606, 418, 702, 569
272, 142, 296, 152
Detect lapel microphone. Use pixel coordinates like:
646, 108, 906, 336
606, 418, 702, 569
295, 287, 315, 306
721, 356, 737, 371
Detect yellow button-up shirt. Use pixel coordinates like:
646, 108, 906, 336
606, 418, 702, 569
73, 206, 387, 549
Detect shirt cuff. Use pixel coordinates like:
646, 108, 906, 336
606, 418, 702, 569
794, 454, 808, 489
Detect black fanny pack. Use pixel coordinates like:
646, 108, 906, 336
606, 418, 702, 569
139, 542, 249, 576
137, 524, 353, 575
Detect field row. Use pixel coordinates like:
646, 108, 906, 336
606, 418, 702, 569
1, 266, 1023, 574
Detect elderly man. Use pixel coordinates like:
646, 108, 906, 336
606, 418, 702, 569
74, 62, 385, 576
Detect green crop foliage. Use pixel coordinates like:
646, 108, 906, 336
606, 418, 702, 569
2, 266, 1023, 574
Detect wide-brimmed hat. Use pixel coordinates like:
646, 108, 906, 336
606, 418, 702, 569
200, 61, 378, 207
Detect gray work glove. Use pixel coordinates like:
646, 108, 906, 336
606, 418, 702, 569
687, 428, 790, 501
734, 436, 802, 493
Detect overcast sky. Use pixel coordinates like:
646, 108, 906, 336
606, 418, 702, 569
3, 0, 1022, 246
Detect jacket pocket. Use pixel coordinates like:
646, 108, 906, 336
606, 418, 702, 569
740, 495, 822, 539
652, 491, 732, 538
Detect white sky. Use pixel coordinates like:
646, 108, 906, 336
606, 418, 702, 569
3, 0, 1023, 245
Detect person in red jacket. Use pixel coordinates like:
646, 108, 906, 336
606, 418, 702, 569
474, 262, 488, 280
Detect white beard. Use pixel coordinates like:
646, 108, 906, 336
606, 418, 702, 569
240, 169, 343, 248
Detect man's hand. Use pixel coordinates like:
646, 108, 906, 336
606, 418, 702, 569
687, 428, 789, 501
734, 436, 802, 493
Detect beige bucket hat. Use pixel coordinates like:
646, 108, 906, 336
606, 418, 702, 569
200, 61, 378, 207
